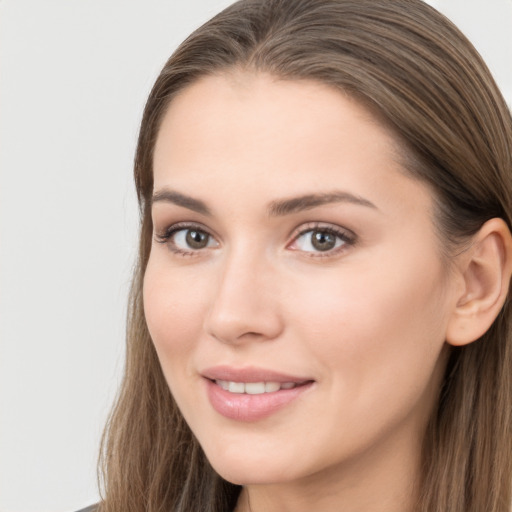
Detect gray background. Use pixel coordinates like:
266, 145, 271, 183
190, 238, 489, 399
1, 1, 511, 511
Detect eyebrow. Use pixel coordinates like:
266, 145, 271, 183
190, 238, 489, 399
151, 189, 211, 215
151, 188, 377, 216
268, 191, 377, 216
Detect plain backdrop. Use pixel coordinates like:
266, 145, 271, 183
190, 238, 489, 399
0, 1, 511, 511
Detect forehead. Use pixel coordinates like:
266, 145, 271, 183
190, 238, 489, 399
152, 72, 432, 222
156, 72, 393, 145
155, 73, 397, 172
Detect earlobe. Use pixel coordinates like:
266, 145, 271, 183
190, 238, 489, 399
446, 218, 512, 347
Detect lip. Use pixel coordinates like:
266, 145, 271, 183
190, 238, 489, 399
201, 365, 312, 383
201, 366, 315, 422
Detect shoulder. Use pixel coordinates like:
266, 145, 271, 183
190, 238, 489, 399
75, 506, 98, 512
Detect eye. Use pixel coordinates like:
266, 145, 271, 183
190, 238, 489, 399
155, 223, 219, 255
289, 225, 355, 255
174, 228, 215, 250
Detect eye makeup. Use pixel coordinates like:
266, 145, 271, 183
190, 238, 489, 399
154, 220, 357, 259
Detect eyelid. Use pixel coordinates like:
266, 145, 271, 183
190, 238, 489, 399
154, 220, 356, 257
287, 222, 357, 256
154, 221, 212, 240
154, 221, 219, 255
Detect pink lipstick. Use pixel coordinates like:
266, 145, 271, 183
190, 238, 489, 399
202, 366, 314, 422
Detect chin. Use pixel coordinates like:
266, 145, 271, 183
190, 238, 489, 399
214, 465, 291, 486
205, 449, 299, 486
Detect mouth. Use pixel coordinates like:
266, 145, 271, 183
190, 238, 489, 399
201, 366, 315, 421
212, 379, 307, 394
201, 365, 313, 384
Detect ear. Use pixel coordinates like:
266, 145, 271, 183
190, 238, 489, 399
446, 218, 512, 347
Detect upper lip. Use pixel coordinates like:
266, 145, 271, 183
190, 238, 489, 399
201, 365, 313, 383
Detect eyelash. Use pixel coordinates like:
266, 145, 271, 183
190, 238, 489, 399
154, 221, 357, 258
154, 222, 216, 257
289, 222, 356, 257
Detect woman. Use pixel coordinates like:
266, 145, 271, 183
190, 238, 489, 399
92, 0, 512, 510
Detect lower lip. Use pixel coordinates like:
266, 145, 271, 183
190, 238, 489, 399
205, 379, 313, 422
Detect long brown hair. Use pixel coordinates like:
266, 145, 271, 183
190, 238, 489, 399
98, 1, 512, 510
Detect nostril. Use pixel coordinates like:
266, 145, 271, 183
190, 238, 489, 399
204, 304, 284, 345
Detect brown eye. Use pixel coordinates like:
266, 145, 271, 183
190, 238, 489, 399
162, 226, 219, 253
185, 229, 210, 249
311, 230, 337, 251
291, 226, 353, 255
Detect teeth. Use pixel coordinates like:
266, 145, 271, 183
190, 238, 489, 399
217, 380, 229, 391
265, 382, 281, 392
216, 380, 297, 394
228, 381, 245, 393
245, 382, 266, 394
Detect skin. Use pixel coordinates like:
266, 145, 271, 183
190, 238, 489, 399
143, 73, 465, 512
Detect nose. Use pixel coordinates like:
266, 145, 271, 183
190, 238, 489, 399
203, 249, 284, 345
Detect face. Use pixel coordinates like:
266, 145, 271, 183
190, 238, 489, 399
144, 73, 459, 488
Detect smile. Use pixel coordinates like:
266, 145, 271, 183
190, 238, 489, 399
215, 380, 298, 394
201, 367, 315, 421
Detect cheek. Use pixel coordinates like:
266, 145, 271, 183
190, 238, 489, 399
143, 257, 208, 363
278, 258, 451, 461
286, 252, 451, 392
